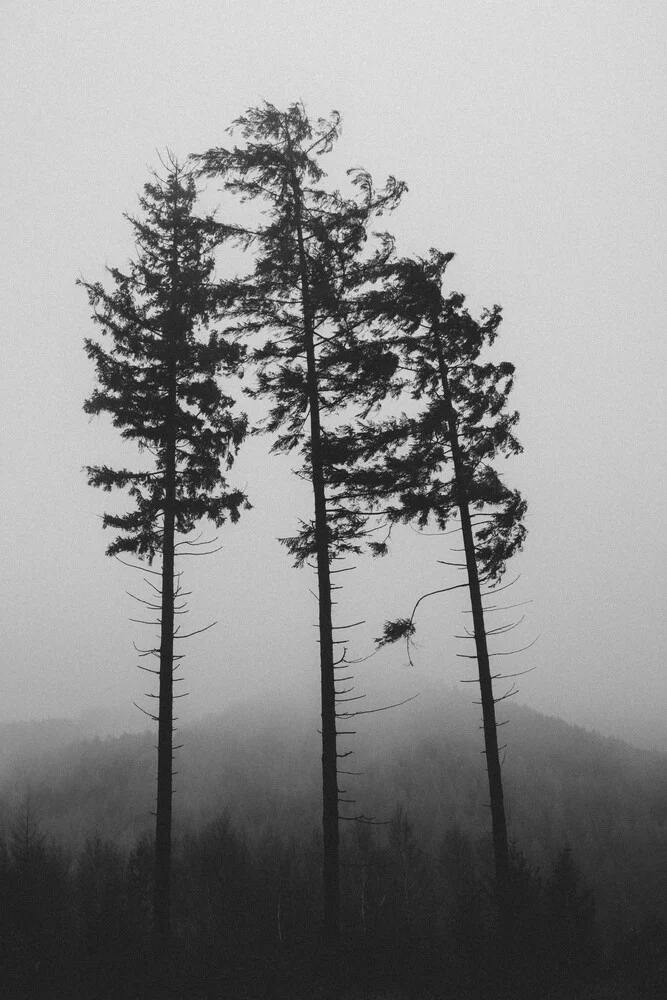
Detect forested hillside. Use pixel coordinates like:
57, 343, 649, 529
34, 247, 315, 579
2, 692, 666, 997
2, 689, 665, 936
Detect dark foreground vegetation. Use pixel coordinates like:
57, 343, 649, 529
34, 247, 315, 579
1, 697, 665, 999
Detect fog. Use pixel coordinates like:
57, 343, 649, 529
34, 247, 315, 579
2, 0, 665, 754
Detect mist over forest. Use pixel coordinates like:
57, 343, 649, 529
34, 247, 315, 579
1, 689, 666, 997
3, 688, 666, 900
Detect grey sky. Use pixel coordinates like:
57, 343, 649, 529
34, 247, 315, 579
1, 0, 665, 749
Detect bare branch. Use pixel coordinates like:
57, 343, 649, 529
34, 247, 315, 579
494, 684, 519, 703
174, 533, 219, 548
410, 581, 470, 618
337, 694, 419, 718
347, 647, 382, 665
457, 635, 538, 658
133, 641, 160, 656
133, 701, 158, 722
454, 616, 525, 639
493, 665, 538, 680
480, 574, 521, 598
487, 635, 539, 657
340, 815, 389, 825
486, 617, 525, 635
173, 621, 217, 640
174, 545, 223, 558
125, 591, 162, 609
115, 556, 161, 577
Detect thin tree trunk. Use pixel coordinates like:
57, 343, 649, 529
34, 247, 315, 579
155, 399, 176, 952
286, 149, 340, 953
431, 316, 510, 905
154, 202, 180, 954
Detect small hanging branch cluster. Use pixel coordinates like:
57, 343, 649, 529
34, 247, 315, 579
375, 579, 470, 665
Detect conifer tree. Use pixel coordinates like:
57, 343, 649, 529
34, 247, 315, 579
546, 845, 596, 978
194, 103, 404, 951
80, 157, 248, 950
327, 250, 527, 911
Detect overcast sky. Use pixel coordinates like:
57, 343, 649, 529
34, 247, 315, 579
2, 0, 665, 750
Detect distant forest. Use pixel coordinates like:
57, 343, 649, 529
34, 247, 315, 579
1, 691, 665, 998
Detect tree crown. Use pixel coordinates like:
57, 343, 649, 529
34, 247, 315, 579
327, 249, 527, 580
193, 104, 406, 565
81, 157, 248, 560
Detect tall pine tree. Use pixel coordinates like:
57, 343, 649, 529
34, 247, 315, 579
80, 157, 248, 951
327, 249, 527, 913
194, 103, 404, 953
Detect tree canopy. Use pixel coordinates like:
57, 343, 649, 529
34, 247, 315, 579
81, 158, 248, 561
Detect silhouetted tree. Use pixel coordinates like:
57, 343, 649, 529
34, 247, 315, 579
437, 825, 487, 984
388, 805, 424, 933
505, 841, 545, 993
546, 844, 596, 980
194, 102, 404, 954
75, 834, 133, 991
4, 799, 72, 990
80, 156, 248, 951
327, 250, 527, 918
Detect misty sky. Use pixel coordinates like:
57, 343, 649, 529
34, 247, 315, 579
2, 0, 665, 750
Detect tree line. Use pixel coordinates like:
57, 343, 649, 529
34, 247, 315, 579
79, 102, 529, 989
1, 796, 664, 999
2, 699, 666, 997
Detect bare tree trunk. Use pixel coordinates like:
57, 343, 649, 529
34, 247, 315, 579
155, 403, 176, 953
287, 152, 340, 955
431, 317, 510, 906
154, 202, 180, 955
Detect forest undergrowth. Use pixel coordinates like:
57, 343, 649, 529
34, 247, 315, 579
0, 800, 664, 999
